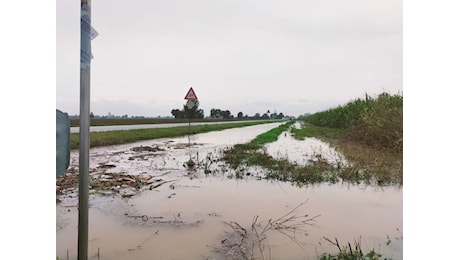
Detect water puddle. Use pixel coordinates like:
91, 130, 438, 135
264, 132, 347, 168
66, 122, 284, 176
57, 122, 402, 259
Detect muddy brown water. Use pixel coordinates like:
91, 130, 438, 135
56, 123, 402, 259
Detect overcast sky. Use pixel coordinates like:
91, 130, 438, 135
56, 0, 402, 118
5, 2, 460, 257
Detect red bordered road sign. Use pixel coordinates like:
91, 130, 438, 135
184, 87, 198, 100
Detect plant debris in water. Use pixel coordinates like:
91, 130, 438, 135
56, 168, 174, 199
319, 236, 387, 260
212, 200, 320, 260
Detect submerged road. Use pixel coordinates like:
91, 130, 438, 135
70, 120, 267, 133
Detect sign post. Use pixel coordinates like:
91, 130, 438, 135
184, 87, 198, 101
184, 87, 199, 147
79, 0, 98, 259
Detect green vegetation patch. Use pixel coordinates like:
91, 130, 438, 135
292, 92, 403, 185
291, 122, 344, 141
333, 139, 402, 186
319, 237, 387, 260
251, 120, 295, 146
222, 92, 403, 186
304, 92, 403, 154
222, 121, 294, 169
289, 122, 402, 185
222, 121, 342, 185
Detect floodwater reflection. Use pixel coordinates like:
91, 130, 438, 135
57, 177, 402, 259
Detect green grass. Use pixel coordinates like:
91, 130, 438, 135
222, 121, 342, 184
251, 120, 295, 146
222, 121, 295, 168
70, 121, 276, 149
291, 123, 344, 141
289, 122, 402, 185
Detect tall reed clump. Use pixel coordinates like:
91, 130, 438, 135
304, 92, 403, 154
305, 98, 369, 129
345, 93, 403, 153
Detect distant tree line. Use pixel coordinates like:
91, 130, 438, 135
170, 103, 287, 120
209, 108, 233, 119
67, 104, 292, 120
170, 101, 205, 119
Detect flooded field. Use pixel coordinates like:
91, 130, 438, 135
264, 123, 348, 167
56, 123, 402, 259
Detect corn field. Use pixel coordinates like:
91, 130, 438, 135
304, 92, 403, 153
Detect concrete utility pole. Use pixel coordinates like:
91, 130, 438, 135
79, 0, 92, 259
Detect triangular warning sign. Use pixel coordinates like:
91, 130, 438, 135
184, 87, 198, 100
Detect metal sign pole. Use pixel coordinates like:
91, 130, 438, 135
188, 107, 191, 147
184, 89, 198, 162
78, 0, 91, 259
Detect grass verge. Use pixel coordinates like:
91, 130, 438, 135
70, 121, 276, 149
70, 118, 249, 127
291, 122, 402, 186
